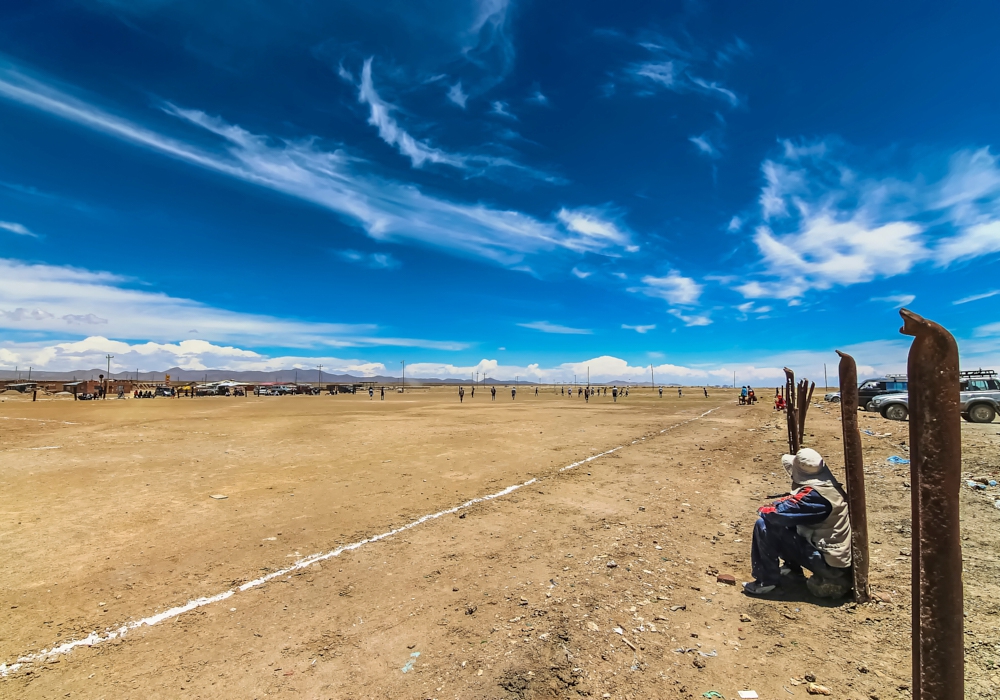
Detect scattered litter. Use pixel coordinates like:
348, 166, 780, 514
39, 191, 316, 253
703, 692, 724, 699
886, 456, 909, 465
401, 651, 420, 673
990, 480, 998, 487
738, 692, 759, 699
698, 649, 718, 658
607, 561, 618, 569
670, 605, 686, 611
783, 686, 795, 695
739, 613, 752, 622
967, 481, 987, 491
863, 429, 892, 437
806, 683, 831, 695
210, 494, 228, 500
613, 627, 624, 635
994, 500, 1000, 510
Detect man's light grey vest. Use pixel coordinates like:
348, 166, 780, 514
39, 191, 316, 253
795, 480, 852, 568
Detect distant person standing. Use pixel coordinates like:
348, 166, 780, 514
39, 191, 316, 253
535, 386, 538, 396
584, 387, 590, 403
459, 386, 465, 403
491, 386, 496, 401
561, 386, 564, 396
659, 386, 663, 398
703, 387, 709, 398
471, 386, 475, 398
511, 387, 516, 400
612, 386, 618, 402
677, 387, 682, 397
380, 386, 385, 400
369, 386, 374, 400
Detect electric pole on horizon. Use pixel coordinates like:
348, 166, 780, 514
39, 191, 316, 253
401, 361, 405, 392
105, 354, 114, 400
824, 363, 828, 391
317, 364, 323, 393
650, 364, 654, 391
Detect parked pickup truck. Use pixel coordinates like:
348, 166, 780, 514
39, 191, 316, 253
870, 373, 1000, 423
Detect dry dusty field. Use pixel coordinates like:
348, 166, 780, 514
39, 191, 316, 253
0, 386, 998, 700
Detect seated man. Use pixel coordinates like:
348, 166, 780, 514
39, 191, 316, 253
744, 448, 852, 598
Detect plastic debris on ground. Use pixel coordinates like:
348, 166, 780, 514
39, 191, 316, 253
886, 455, 910, 465
401, 651, 420, 673
702, 692, 724, 699
738, 692, 760, 699
210, 494, 228, 499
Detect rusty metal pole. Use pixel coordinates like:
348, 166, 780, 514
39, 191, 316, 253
900, 308, 963, 700
836, 351, 870, 603
783, 368, 799, 453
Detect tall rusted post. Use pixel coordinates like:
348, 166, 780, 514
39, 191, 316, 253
836, 351, 870, 603
900, 308, 963, 700
783, 368, 799, 453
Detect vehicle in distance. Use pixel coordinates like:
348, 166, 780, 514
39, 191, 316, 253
871, 370, 1000, 423
858, 376, 908, 412
824, 391, 841, 402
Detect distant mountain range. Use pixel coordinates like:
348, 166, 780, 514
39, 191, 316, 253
0, 367, 551, 385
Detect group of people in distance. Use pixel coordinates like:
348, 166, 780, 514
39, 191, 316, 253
451, 384, 712, 403
739, 386, 757, 405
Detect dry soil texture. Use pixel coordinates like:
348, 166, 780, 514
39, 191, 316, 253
0, 388, 998, 699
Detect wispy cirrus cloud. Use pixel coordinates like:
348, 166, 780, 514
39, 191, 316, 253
954, 289, 1000, 305
0, 63, 635, 267
871, 294, 915, 308
517, 320, 592, 335
668, 309, 712, 327
689, 133, 719, 159
0, 220, 36, 237
621, 323, 655, 333
447, 82, 468, 108
0, 257, 463, 351
336, 249, 401, 269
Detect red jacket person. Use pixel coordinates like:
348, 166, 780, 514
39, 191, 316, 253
744, 448, 852, 598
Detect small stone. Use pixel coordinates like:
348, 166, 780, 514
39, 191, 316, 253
607, 561, 618, 568
804, 673, 817, 683
693, 657, 706, 669
587, 621, 599, 632
806, 683, 831, 695
210, 494, 227, 500
740, 613, 752, 622
453, 587, 459, 592
717, 574, 736, 585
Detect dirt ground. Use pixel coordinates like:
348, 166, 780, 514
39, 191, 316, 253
0, 386, 997, 699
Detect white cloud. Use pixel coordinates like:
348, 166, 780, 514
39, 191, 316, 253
0, 258, 463, 351
632, 272, 702, 305
743, 142, 1000, 301
571, 266, 591, 279
0, 336, 386, 375
0, 65, 635, 266
870, 294, 915, 308
632, 61, 676, 87
527, 89, 548, 105
555, 208, 638, 253
689, 77, 739, 107
935, 220, 1000, 264
517, 321, 592, 335
336, 249, 401, 269
490, 100, 515, 119
747, 217, 927, 293
621, 324, 656, 333
358, 60, 465, 169
727, 215, 743, 232
668, 309, 712, 327
954, 289, 1000, 305
689, 134, 719, 158
447, 82, 468, 108
0, 220, 36, 237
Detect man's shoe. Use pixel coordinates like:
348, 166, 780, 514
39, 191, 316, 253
742, 580, 777, 596
780, 565, 806, 580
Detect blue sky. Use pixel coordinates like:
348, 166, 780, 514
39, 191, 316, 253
1, 0, 999, 383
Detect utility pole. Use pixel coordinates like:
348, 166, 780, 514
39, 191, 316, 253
317, 364, 323, 393
733, 371, 736, 389
28, 367, 32, 381
650, 364, 654, 391
824, 363, 828, 391
401, 361, 405, 392
105, 354, 113, 399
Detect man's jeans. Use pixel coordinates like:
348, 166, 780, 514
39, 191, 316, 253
751, 516, 848, 586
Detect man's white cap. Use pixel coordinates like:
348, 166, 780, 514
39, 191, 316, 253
781, 448, 830, 485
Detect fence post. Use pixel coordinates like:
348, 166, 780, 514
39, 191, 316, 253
900, 308, 963, 700
836, 351, 870, 603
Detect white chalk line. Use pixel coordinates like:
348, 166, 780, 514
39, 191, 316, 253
0, 417, 78, 425
0, 406, 720, 677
